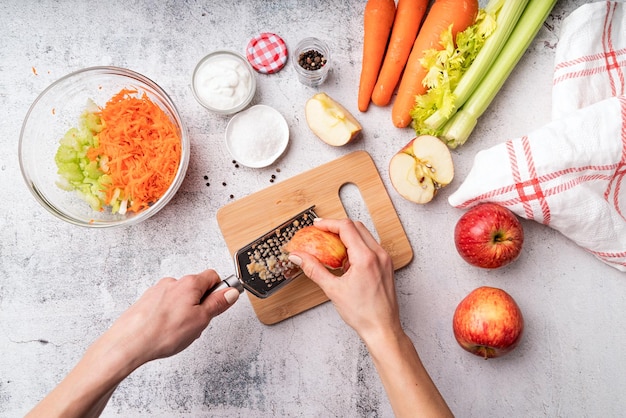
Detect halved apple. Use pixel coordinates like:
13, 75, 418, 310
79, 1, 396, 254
389, 135, 454, 204
305, 93, 362, 146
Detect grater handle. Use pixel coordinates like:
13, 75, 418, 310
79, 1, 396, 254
212, 275, 245, 294
202, 275, 244, 301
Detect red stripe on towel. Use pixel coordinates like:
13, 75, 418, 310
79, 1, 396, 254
507, 137, 551, 224
602, 1, 625, 97
605, 96, 626, 220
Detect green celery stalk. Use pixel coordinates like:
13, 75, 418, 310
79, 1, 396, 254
441, 0, 558, 148
424, 0, 530, 131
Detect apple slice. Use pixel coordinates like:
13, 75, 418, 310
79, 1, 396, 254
305, 92, 362, 146
389, 135, 454, 204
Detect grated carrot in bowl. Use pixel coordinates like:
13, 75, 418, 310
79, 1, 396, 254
87, 89, 182, 213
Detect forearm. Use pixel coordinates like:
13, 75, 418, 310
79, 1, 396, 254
364, 330, 453, 418
27, 332, 141, 418
27, 271, 234, 417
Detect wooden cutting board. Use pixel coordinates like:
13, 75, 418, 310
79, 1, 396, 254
216, 150, 413, 324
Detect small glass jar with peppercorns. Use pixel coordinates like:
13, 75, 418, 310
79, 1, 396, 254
292, 37, 330, 87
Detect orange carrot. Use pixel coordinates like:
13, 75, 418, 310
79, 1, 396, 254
371, 0, 429, 107
391, 0, 479, 128
87, 89, 182, 213
358, 0, 396, 112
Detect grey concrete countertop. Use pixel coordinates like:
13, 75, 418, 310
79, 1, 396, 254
1, 0, 624, 417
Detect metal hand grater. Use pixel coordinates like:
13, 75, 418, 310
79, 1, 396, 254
206, 206, 318, 299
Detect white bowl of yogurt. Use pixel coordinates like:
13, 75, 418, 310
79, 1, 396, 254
192, 50, 256, 115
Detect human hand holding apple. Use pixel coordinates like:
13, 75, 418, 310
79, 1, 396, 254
454, 203, 524, 269
452, 286, 524, 359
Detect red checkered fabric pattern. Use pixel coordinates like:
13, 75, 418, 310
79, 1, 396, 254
552, 1, 626, 119
246, 33, 288, 74
449, 1, 626, 272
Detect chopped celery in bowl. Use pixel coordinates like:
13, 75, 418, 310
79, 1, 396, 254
19, 66, 190, 228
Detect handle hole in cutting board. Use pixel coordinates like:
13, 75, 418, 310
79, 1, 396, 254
338, 182, 379, 242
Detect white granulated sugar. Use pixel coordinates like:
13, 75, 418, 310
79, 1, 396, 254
226, 105, 289, 168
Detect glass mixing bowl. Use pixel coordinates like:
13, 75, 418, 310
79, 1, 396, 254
19, 66, 190, 228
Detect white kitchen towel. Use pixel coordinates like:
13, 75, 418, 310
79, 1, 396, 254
552, 1, 625, 119
448, 1, 626, 272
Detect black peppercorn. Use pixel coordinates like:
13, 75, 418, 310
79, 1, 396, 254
298, 49, 327, 71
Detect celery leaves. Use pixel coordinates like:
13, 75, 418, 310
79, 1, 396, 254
411, 9, 496, 136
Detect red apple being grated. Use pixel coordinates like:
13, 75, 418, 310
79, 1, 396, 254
284, 226, 348, 270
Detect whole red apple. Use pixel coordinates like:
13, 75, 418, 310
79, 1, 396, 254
284, 226, 348, 270
454, 203, 524, 269
452, 286, 524, 359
